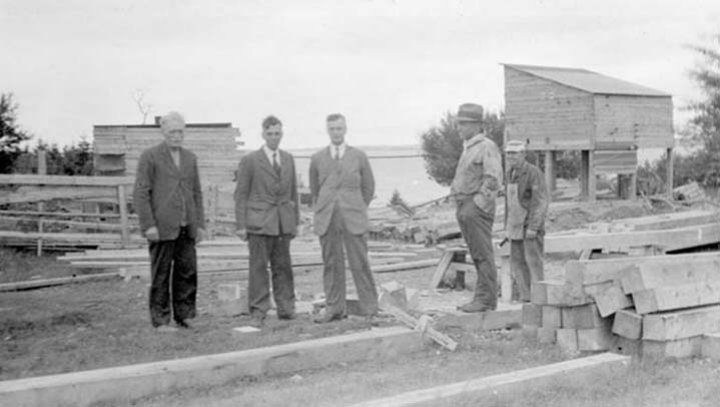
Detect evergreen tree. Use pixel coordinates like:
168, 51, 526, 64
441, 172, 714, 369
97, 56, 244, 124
0, 93, 32, 173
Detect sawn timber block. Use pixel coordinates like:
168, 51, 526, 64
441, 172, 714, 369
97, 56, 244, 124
542, 306, 562, 328
641, 336, 703, 360
612, 309, 642, 340
533, 280, 590, 307
577, 327, 615, 351
521, 303, 542, 327
556, 329, 579, 352
642, 305, 720, 341
632, 280, 720, 315
561, 304, 606, 329
593, 283, 633, 318
700, 332, 720, 360
620, 255, 720, 294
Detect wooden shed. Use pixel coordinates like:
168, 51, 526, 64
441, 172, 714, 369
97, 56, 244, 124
93, 120, 243, 188
503, 63, 674, 201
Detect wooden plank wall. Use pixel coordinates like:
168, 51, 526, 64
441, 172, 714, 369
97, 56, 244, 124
593, 95, 674, 149
94, 126, 243, 187
593, 150, 638, 175
504, 68, 595, 151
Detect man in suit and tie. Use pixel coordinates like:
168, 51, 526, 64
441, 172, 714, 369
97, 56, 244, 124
235, 115, 299, 327
134, 111, 205, 332
310, 113, 378, 323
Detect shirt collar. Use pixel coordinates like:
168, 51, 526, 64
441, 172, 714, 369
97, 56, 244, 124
263, 145, 280, 163
463, 133, 487, 149
330, 142, 347, 154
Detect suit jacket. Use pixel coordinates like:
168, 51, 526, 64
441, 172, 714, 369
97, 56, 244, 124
134, 142, 205, 241
234, 148, 299, 236
309, 145, 374, 236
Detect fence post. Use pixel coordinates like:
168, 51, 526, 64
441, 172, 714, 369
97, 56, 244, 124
117, 184, 130, 247
37, 149, 47, 256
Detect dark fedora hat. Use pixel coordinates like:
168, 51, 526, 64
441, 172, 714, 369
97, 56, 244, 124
456, 103, 484, 123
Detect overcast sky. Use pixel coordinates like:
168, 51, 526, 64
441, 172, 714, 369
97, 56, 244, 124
2, 0, 719, 150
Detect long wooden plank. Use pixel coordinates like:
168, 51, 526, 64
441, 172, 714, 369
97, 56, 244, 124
620, 256, 720, 294
0, 174, 134, 186
643, 305, 720, 341
0, 273, 119, 292
348, 353, 630, 407
373, 259, 437, 273
0, 231, 144, 244
0, 186, 118, 204
633, 281, 720, 314
565, 252, 720, 287
0, 327, 422, 407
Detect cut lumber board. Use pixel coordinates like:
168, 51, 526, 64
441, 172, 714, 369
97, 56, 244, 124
556, 329, 579, 351
612, 309, 642, 340
437, 307, 522, 332
577, 327, 615, 351
561, 304, 605, 329
533, 281, 590, 306
701, 332, 720, 360
593, 283, 633, 317
620, 256, 720, 294
379, 299, 457, 351
521, 303, 542, 327
642, 336, 703, 360
0, 174, 134, 186
429, 248, 465, 289
373, 259, 437, 273
537, 327, 556, 344
566, 251, 720, 287
542, 306, 562, 328
348, 353, 630, 407
626, 210, 718, 231
642, 305, 720, 341
632, 281, 720, 315
0, 327, 423, 407
0, 273, 119, 292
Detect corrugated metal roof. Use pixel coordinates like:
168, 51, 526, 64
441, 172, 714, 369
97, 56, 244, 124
503, 63, 671, 97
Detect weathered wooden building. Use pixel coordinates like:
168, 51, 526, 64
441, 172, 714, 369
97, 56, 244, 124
503, 64, 674, 201
93, 120, 243, 188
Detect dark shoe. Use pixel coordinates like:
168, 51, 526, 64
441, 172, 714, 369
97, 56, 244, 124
457, 301, 492, 313
314, 312, 345, 324
176, 320, 192, 329
278, 312, 297, 321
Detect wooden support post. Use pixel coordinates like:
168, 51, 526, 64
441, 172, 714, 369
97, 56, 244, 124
37, 149, 47, 257
629, 172, 637, 201
666, 147, 674, 195
588, 150, 596, 203
544, 150, 555, 196
580, 150, 589, 200
117, 185, 130, 247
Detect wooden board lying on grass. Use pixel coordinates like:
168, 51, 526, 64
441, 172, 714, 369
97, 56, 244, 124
0, 327, 423, 407
348, 353, 630, 407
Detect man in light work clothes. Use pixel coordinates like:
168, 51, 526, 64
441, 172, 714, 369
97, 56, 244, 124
235, 115, 299, 327
504, 140, 549, 302
309, 113, 378, 323
451, 103, 504, 313
134, 111, 205, 332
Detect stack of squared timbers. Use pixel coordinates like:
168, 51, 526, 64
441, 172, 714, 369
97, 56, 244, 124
523, 210, 720, 359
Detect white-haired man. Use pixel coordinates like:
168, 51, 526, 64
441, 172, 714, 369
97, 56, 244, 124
134, 112, 205, 331
504, 140, 549, 302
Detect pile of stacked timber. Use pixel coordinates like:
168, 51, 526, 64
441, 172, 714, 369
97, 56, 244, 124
523, 251, 720, 359
57, 239, 429, 278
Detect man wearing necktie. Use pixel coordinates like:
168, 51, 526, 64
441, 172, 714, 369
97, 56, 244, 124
309, 113, 378, 323
235, 115, 299, 327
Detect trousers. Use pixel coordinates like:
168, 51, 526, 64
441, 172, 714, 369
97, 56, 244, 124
456, 198, 497, 308
319, 205, 378, 316
510, 234, 545, 302
247, 233, 295, 317
148, 226, 197, 327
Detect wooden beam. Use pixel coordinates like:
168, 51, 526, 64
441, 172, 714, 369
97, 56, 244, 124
0, 210, 138, 219
612, 309, 642, 340
633, 281, 720, 315
0, 186, 118, 205
643, 305, 720, 341
348, 353, 630, 407
373, 259, 437, 273
588, 150, 596, 203
666, 147, 674, 195
0, 273, 119, 292
0, 327, 423, 407
620, 254, 720, 294
0, 174, 135, 187
117, 185, 130, 247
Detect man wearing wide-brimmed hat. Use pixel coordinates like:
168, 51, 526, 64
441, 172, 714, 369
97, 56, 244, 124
504, 140, 549, 302
451, 103, 503, 313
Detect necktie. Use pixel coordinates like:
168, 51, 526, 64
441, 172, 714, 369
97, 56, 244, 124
334, 146, 340, 161
272, 151, 281, 175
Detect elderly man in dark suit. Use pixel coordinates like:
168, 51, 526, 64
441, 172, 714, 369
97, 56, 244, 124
235, 115, 299, 327
310, 113, 378, 323
134, 111, 205, 332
